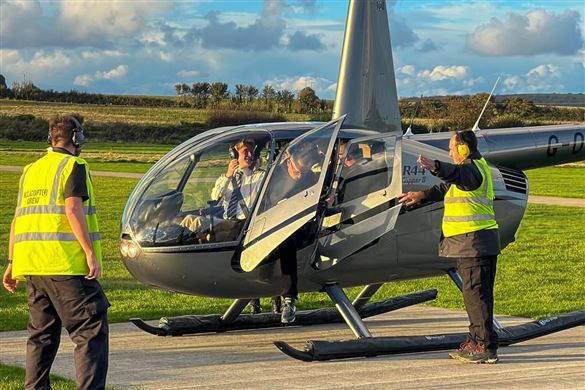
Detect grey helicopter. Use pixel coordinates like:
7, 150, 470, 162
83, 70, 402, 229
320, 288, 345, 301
120, 0, 585, 361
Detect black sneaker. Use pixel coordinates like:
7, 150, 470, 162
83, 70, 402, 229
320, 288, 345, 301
271, 296, 282, 314
448, 340, 474, 360
281, 298, 296, 323
456, 344, 498, 364
249, 298, 261, 315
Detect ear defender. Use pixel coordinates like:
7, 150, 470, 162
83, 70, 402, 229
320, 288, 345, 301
456, 132, 470, 159
69, 117, 86, 147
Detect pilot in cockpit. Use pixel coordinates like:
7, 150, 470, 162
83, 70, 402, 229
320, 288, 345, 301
180, 138, 264, 241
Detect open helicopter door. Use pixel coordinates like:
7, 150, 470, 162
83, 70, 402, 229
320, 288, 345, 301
315, 134, 402, 269
240, 116, 346, 272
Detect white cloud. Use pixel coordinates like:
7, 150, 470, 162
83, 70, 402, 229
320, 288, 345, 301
81, 50, 124, 60
467, 8, 584, 56
1, 0, 172, 48
463, 77, 484, 87
141, 31, 167, 46
398, 65, 416, 76
159, 51, 173, 63
95, 65, 128, 80
503, 76, 519, 91
74, 74, 94, 86
265, 75, 333, 95
29, 50, 72, 68
177, 70, 203, 78
526, 64, 559, 78
418, 65, 468, 81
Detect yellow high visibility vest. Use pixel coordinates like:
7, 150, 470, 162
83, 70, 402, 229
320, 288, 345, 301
442, 157, 498, 238
12, 149, 102, 280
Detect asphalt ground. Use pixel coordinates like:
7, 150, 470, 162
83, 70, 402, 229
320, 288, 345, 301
1, 306, 584, 389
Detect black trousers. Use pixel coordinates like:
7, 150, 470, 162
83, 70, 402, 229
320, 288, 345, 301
279, 236, 298, 299
25, 275, 110, 390
457, 256, 499, 353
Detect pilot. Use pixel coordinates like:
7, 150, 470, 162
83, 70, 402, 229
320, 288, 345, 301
267, 142, 321, 323
399, 130, 500, 364
180, 138, 264, 241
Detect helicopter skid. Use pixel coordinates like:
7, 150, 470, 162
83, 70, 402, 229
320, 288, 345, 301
130, 289, 438, 336
274, 308, 585, 361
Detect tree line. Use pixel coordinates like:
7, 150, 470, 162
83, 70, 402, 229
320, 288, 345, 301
1, 74, 582, 135
0, 74, 331, 115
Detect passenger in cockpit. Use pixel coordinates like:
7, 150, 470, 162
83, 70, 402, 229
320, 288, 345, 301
266, 142, 321, 323
180, 138, 264, 242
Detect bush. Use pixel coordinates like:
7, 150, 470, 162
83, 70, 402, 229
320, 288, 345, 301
206, 110, 286, 128
487, 114, 525, 129
0, 115, 206, 143
0, 114, 48, 140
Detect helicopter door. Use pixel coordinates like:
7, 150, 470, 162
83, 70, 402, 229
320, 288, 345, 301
240, 116, 346, 272
315, 134, 403, 269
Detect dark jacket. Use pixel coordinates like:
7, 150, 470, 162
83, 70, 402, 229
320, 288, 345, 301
423, 152, 500, 259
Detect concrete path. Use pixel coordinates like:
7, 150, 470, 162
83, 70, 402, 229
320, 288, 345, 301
2, 165, 584, 208
1, 306, 584, 389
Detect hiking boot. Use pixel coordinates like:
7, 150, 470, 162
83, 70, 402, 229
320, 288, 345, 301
281, 297, 296, 323
249, 299, 261, 315
448, 340, 474, 360
271, 296, 282, 314
456, 344, 498, 364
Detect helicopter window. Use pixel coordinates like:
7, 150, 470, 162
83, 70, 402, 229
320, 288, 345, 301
129, 132, 271, 247
258, 128, 332, 214
336, 138, 394, 204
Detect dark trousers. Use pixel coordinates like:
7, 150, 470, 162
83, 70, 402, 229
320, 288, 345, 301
279, 237, 298, 299
457, 256, 499, 353
25, 276, 110, 390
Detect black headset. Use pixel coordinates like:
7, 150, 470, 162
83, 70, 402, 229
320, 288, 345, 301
47, 116, 86, 147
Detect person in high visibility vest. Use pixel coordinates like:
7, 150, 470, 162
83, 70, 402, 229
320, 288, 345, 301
3, 114, 110, 389
399, 130, 500, 364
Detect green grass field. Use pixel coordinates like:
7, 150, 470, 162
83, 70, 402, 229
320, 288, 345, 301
1, 167, 583, 331
525, 166, 585, 198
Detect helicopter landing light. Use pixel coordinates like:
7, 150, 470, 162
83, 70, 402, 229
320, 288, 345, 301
120, 240, 139, 259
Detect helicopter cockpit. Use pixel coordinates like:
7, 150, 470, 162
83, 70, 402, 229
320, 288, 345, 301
121, 117, 402, 274
125, 130, 273, 248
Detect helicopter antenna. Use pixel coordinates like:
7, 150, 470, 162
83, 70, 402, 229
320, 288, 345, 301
405, 94, 423, 138
472, 76, 500, 132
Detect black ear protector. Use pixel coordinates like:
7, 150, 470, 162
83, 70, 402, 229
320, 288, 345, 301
69, 117, 86, 147
47, 116, 86, 147
455, 131, 470, 159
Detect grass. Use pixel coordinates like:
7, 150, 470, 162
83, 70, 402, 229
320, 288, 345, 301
1, 168, 583, 331
525, 166, 585, 198
0, 364, 123, 390
0, 99, 311, 126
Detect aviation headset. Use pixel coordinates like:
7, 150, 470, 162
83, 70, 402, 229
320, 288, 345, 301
47, 116, 86, 147
455, 131, 470, 160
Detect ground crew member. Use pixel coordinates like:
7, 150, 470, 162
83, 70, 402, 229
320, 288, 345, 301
3, 114, 110, 388
399, 130, 500, 364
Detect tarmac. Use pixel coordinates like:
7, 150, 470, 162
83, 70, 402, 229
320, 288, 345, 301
1, 306, 584, 389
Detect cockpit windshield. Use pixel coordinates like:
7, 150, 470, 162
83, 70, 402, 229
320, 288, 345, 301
127, 131, 272, 247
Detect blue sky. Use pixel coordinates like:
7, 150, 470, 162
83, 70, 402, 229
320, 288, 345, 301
1, 0, 584, 99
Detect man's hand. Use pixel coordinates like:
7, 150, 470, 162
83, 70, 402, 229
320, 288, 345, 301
3, 264, 19, 293
417, 154, 436, 171
398, 191, 426, 206
226, 159, 239, 178
85, 252, 101, 280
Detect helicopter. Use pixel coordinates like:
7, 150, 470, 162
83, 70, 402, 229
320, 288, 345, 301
119, 0, 585, 361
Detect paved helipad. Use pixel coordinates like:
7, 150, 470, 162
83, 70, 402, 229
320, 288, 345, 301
1, 306, 584, 389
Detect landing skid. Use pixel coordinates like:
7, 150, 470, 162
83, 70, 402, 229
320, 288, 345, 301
275, 309, 585, 361
130, 289, 437, 336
